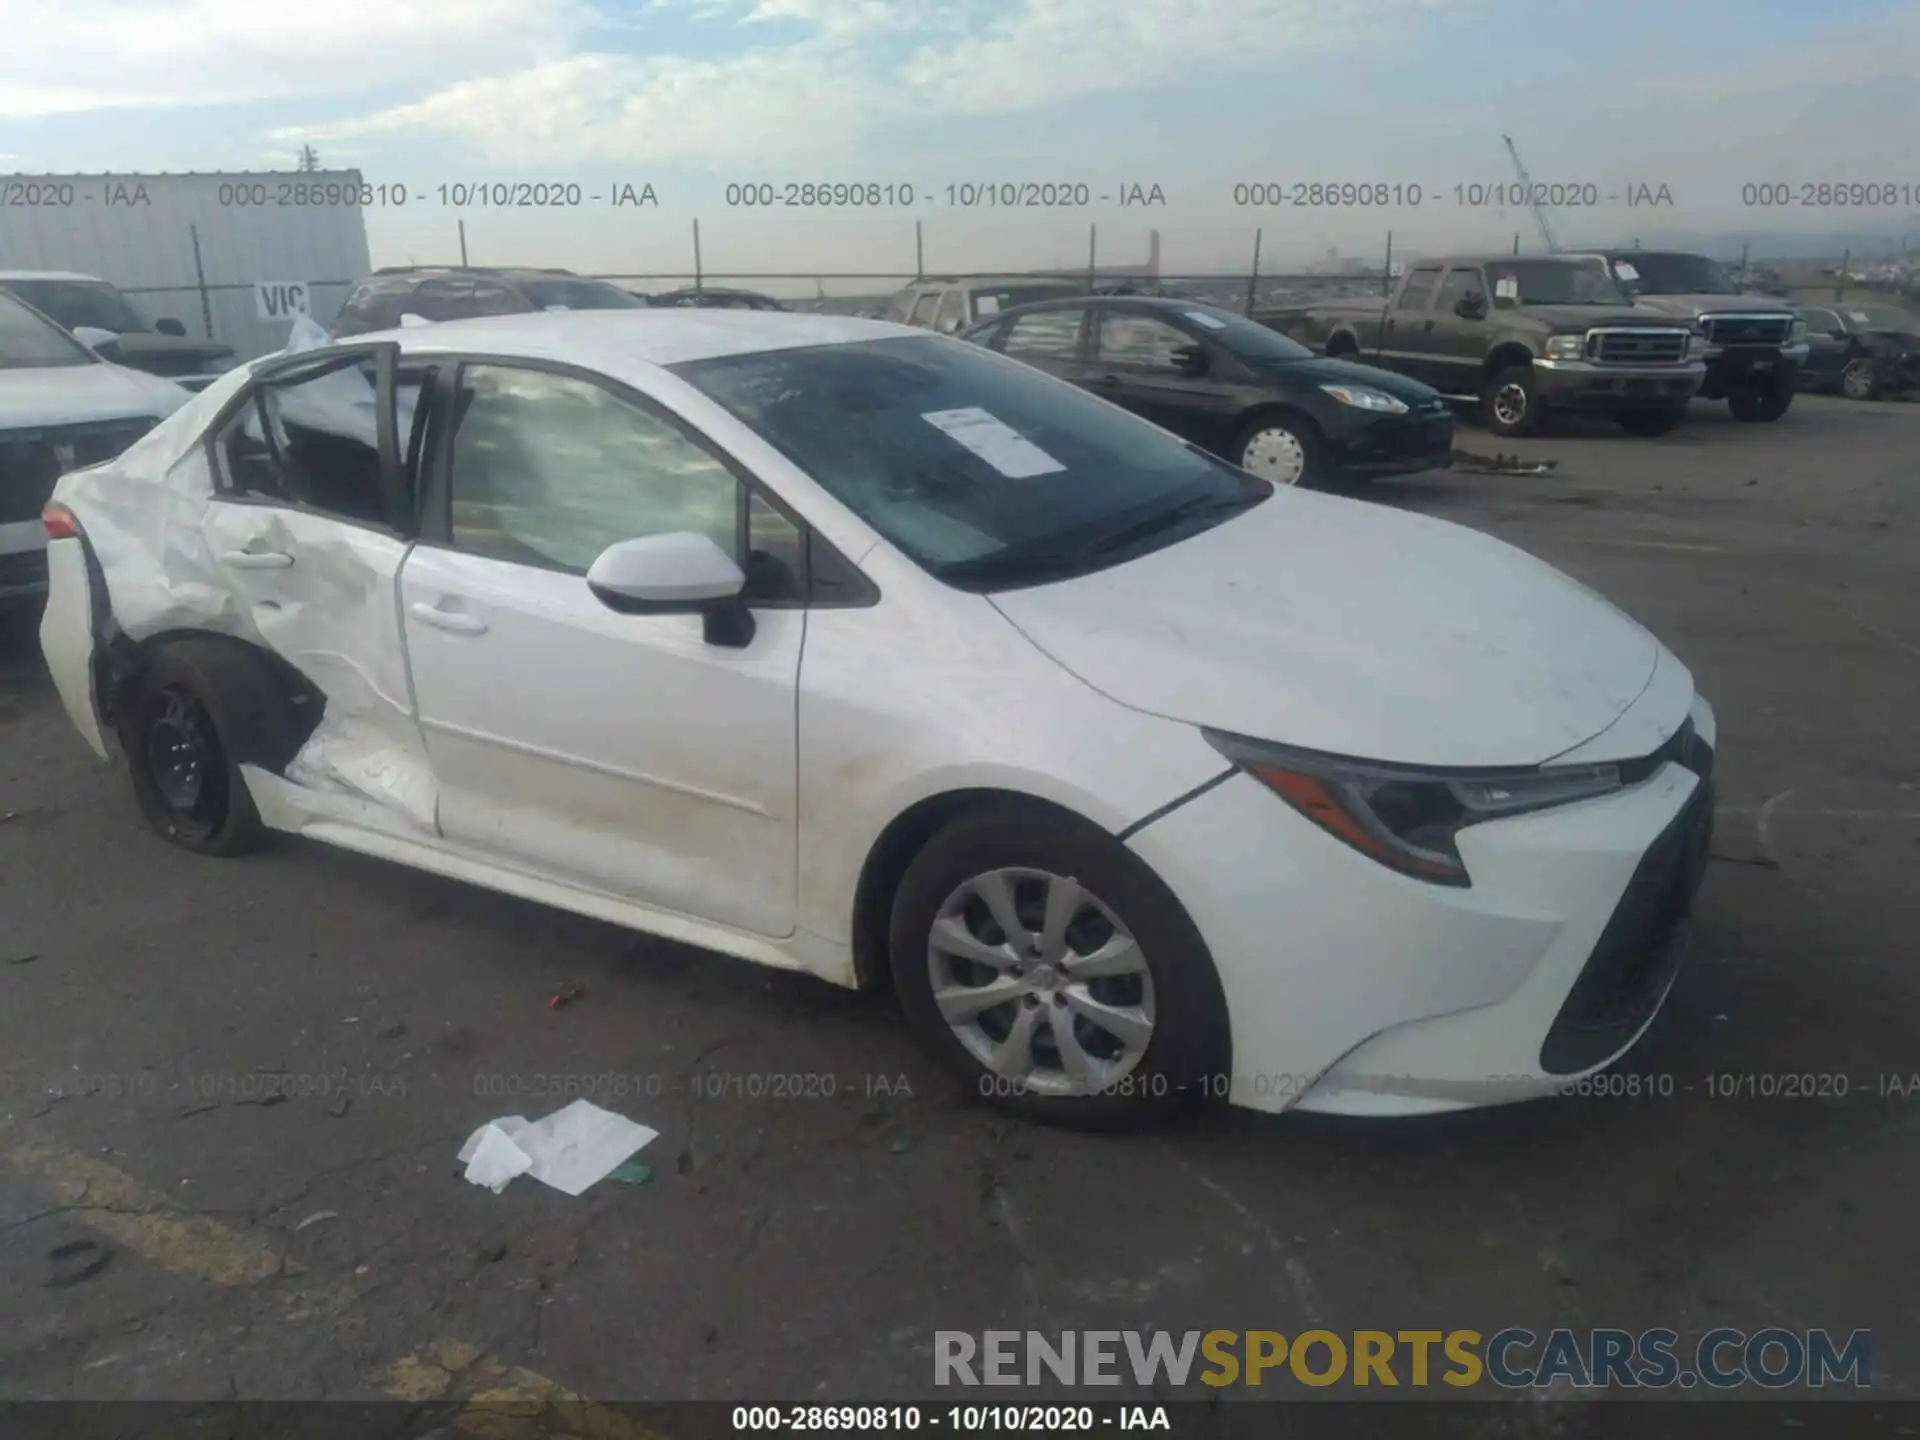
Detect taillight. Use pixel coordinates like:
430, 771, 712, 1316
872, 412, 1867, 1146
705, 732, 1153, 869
42, 503, 81, 541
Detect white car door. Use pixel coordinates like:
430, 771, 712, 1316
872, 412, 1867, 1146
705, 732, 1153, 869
201, 344, 439, 826
397, 360, 805, 938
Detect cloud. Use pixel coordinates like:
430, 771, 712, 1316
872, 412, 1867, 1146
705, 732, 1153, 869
0, 0, 587, 116
278, 0, 1466, 166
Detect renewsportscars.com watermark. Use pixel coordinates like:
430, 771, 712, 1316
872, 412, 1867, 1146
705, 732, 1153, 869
934, 1328, 1872, 1391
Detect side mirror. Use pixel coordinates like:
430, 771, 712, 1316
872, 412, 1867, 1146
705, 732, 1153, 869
1455, 293, 1487, 319
155, 317, 188, 337
71, 325, 121, 355
586, 532, 754, 646
1170, 345, 1209, 377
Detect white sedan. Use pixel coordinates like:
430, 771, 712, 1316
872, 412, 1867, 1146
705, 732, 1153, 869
39, 310, 1715, 1127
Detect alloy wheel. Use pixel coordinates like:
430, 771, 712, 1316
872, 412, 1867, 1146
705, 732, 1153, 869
1493, 383, 1529, 427
925, 867, 1156, 1095
1841, 361, 1876, 401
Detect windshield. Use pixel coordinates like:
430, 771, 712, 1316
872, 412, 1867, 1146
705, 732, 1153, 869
673, 335, 1266, 587
520, 278, 643, 311
1609, 253, 1742, 296
969, 284, 1083, 321
1, 278, 152, 333
1186, 307, 1316, 362
0, 290, 98, 369
1846, 304, 1920, 334
1485, 260, 1631, 307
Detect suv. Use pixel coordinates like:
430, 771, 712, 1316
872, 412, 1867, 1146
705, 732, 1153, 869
330, 267, 643, 337
1, 289, 189, 607
1578, 251, 1808, 422
885, 277, 1088, 335
0, 271, 238, 391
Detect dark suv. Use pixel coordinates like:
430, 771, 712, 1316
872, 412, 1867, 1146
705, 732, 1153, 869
330, 267, 643, 337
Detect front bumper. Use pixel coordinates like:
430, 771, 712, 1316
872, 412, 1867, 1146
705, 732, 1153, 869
1532, 358, 1706, 409
1323, 404, 1456, 478
0, 534, 49, 602
1700, 344, 1802, 395
1128, 695, 1717, 1117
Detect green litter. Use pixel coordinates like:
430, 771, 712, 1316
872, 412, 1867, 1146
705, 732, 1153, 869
609, 1161, 654, 1185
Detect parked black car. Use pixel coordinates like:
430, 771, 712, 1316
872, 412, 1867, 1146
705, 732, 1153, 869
1793, 302, 1920, 401
961, 296, 1453, 488
0, 270, 237, 390
331, 267, 643, 337
647, 287, 786, 311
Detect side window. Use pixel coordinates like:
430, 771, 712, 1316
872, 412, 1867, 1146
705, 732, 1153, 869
933, 289, 967, 333
212, 361, 394, 527
908, 292, 941, 327
1434, 267, 1481, 312
883, 289, 916, 322
1095, 312, 1195, 369
466, 280, 527, 317
447, 365, 741, 576
1801, 309, 1840, 334
1002, 309, 1083, 361
405, 280, 471, 322
744, 491, 804, 604
1396, 268, 1443, 311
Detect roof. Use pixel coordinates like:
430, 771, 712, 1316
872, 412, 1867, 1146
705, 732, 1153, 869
969, 295, 1230, 318
909, 275, 1087, 289
368, 266, 584, 279
350, 308, 924, 368
0, 270, 108, 283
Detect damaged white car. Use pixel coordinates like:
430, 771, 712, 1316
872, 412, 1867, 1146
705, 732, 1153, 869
40, 310, 1716, 1127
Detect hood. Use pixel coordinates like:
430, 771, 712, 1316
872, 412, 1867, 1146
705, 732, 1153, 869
1627, 293, 1792, 320
109, 332, 235, 363
989, 492, 1666, 769
0, 360, 192, 429
1254, 355, 1440, 403
1517, 303, 1688, 333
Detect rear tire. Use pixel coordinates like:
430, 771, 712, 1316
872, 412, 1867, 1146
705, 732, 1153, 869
1615, 407, 1688, 437
888, 803, 1228, 1130
118, 642, 279, 856
1483, 364, 1546, 437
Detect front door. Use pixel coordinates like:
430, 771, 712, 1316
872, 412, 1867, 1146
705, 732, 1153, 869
398, 360, 803, 938
992, 305, 1090, 383
199, 343, 438, 828
1426, 266, 1492, 398
1087, 309, 1240, 452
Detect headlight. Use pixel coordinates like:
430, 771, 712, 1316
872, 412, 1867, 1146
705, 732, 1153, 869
1319, 383, 1408, 415
1204, 729, 1623, 886
1789, 319, 1808, 343
1544, 334, 1586, 361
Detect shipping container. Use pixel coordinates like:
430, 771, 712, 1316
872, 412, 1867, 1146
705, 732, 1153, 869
0, 171, 373, 359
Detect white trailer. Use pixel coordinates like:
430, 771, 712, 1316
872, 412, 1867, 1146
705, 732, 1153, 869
0, 171, 373, 359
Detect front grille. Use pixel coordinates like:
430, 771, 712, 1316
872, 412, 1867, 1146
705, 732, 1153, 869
1701, 314, 1791, 347
0, 418, 157, 524
1590, 328, 1690, 365
1539, 727, 1716, 1075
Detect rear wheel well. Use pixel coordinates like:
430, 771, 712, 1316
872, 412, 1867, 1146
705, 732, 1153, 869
851, 789, 1112, 990
1483, 343, 1536, 382
111, 631, 323, 771
1325, 330, 1359, 357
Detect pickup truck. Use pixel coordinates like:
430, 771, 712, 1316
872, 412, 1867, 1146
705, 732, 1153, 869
1258, 255, 1706, 437
1576, 251, 1807, 421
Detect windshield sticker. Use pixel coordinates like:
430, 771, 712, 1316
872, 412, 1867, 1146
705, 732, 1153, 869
1611, 261, 1640, 282
1494, 275, 1520, 300
921, 407, 1067, 479
975, 296, 1000, 315
1184, 311, 1227, 329
1848, 311, 1871, 324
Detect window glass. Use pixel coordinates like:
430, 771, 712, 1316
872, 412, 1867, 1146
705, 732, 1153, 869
0, 290, 97, 368
447, 365, 740, 575
1096, 313, 1193, 368
933, 289, 967, 332
465, 281, 527, 317
1396, 268, 1442, 311
404, 280, 472, 322
1435, 267, 1482, 311
1001, 309, 1083, 360
1799, 309, 1840, 333
519, 278, 643, 311
215, 360, 392, 526
745, 491, 804, 603
0, 279, 152, 333
908, 292, 941, 327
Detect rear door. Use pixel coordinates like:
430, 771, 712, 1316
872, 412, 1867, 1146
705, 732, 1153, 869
1088, 308, 1240, 451
201, 343, 439, 825
1797, 307, 1850, 385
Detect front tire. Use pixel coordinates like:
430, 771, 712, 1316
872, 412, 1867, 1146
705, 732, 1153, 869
888, 804, 1228, 1129
118, 644, 268, 856
1615, 407, 1688, 437
1483, 364, 1546, 437
1234, 413, 1321, 488
1728, 383, 1793, 422
1840, 359, 1879, 402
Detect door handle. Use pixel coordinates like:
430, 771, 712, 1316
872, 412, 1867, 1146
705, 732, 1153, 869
218, 550, 293, 570
410, 602, 488, 635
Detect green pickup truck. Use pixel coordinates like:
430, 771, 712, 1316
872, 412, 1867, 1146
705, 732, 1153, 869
1258, 254, 1707, 437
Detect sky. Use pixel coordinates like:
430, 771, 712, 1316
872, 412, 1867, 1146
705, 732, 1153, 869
2, 0, 1917, 288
